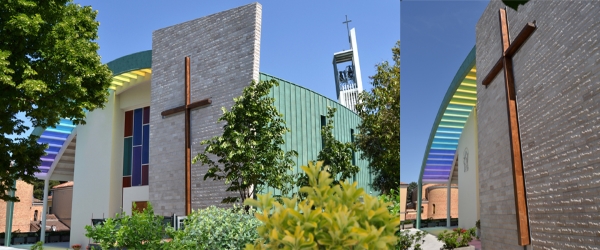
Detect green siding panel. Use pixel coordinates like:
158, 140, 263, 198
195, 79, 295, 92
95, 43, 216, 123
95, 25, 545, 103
259, 73, 374, 195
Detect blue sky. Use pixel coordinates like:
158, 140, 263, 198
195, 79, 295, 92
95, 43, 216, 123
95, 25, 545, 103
9, 1, 399, 139
400, 1, 488, 183
73, 0, 400, 100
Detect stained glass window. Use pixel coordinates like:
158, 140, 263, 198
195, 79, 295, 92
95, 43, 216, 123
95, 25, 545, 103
123, 106, 150, 187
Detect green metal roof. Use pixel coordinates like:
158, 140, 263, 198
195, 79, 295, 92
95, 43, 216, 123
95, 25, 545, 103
260, 73, 373, 195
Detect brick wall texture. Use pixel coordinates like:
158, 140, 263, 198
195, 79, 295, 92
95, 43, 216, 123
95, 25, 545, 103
427, 186, 458, 220
410, 184, 458, 220
476, 1, 600, 249
0, 180, 34, 232
149, 3, 262, 216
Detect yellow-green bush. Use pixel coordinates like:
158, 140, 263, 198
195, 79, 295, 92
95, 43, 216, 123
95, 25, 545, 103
244, 161, 399, 249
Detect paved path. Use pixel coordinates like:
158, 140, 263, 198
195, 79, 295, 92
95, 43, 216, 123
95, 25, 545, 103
403, 228, 481, 250
1, 242, 70, 250
403, 228, 445, 250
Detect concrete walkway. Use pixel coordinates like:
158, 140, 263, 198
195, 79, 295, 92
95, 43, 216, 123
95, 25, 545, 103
421, 226, 481, 249
1, 242, 70, 250
404, 227, 481, 250
403, 228, 446, 250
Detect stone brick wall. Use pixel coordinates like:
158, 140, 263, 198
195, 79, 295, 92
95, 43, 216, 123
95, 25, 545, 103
427, 186, 458, 220
476, 1, 600, 249
410, 184, 458, 220
149, 3, 262, 215
0, 180, 34, 232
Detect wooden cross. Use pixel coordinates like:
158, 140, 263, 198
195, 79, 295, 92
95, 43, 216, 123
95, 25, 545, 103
482, 8, 536, 246
160, 56, 211, 215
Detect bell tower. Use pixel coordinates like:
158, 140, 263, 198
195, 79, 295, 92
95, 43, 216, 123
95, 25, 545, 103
333, 15, 363, 112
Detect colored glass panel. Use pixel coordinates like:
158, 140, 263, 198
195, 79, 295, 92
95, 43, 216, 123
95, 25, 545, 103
133, 109, 143, 146
132, 146, 142, 186
142, 125, 149, 164
143, 107, 150, 124
125, 110, 133, 137
123, 176, 131, 188
142, 165, 149, 186
123, 138, 132, 176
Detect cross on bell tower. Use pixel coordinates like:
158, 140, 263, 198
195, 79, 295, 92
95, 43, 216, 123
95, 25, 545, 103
333, 15, 363, 112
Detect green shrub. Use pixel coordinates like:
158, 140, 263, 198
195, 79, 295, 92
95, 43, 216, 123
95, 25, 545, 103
166, 205, 261, 250
85, 203, 165, 249
244, 161, 400, 249
30, 241, 43, 250
436, 227, 476, 249
378, 188, 400, 216
397, 230, 426, 250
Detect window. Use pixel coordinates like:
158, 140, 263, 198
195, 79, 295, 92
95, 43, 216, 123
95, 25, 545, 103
351, 129, 356, 182
320, 115, 326, 148
123, 106, 150, 187
433, 204, 436, 214
421, 206, 424, 214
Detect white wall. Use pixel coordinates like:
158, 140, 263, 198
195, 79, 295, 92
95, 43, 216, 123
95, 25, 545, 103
119, 81, 151, 111
70, 81, 151, 247
457, 108, 479, 229
70, 91, 123, 247
122, 186, 150, 215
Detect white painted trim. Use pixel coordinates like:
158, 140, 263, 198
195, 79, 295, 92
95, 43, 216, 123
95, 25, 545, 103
447, 153, 458, 185
40, 178, 50, 243
47, 128, 77, 181
350, 28, 363, 93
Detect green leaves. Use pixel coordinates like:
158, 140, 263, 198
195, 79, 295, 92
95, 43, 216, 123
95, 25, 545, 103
167, 205, 262, 250
193, 79, 297, 204
245, 161, 400, 249
85, 203, 166, 250
355, 41, 400, 194
501, 0, 530, 11
315, 107, 359, 186
436, 227, 476, 249
398, 230, 426, 250
0, 0, 112, 201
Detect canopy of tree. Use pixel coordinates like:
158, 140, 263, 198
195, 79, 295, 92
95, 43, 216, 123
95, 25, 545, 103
1, 0, 112, 201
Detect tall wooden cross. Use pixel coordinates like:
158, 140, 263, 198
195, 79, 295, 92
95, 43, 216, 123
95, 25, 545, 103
482, 8, 536, 246
160, 56, 211, 215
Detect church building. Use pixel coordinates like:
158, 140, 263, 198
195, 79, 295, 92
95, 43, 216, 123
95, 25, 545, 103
25, 3, 374, 247
416, 0, 600, 249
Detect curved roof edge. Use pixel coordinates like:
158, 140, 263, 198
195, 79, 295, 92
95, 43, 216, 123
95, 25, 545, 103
259, 72, 357, 115
106, 50, 152, 76
418, 46, 476, 184
103, 52, 352, 115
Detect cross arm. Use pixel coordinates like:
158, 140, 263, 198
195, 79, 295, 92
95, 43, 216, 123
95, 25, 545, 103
505, 22, 536, 57
482, 57, 504, 86
160, 98, 212, 117
187, 98, 212, 110
481, 21, 536, 86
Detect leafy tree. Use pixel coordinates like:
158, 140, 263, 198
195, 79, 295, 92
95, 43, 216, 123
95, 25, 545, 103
406, 181, 417, 204
193, 79, 297, 204
296, 107, 359, 191
502, 0, 529, 11
32, 179, 61, 200
0, 0, 113, 201
355, 41, 400, 194
317, 107, 359, 183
